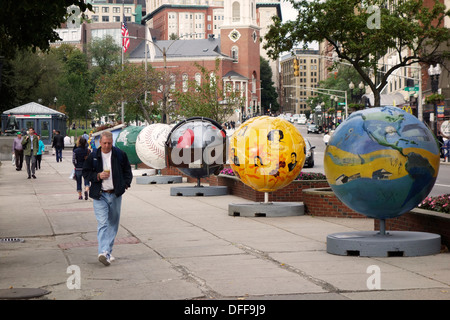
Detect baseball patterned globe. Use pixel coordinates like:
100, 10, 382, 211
115, 126, 144, 165
229, 116, 306, 192
136, 123, 172, 169
324, 106, 440, 219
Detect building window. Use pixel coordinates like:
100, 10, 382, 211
182, 74, 188, 92
170, 74, 176, 91
252, 73, 256, 93
231, 46, 238, 62
232, 2, 240, 22
102, 16, 109, 22
102, 7, 109, 13
195, 73, 201, 90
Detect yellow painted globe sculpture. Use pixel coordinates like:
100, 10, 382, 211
229, 116, 306, 192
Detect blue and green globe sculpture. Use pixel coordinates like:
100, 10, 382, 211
324, 106, 440, 220
115, 125, 144, 165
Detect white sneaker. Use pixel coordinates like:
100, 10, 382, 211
98, 252, 111, 266
109, 255, 115, 262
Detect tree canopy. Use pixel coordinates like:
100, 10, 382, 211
0, 1, 91, 59
263, 0, 450, 107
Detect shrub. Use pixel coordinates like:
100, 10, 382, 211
418, 194, 450, 214
295, 172, 327, 180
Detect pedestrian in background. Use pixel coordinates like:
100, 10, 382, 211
22, 127, 39, 179
51, 129, 56, 155
444, 138, 450, 162
35, 135, 45, 170
73, 137, 91, 200
82, 131, 133, 266
323, 131, 331, 146
52, 130, 64, 162
12, 132, 24, 171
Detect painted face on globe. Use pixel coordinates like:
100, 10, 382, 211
229, 116, 306, 192
324, 106, 440, 219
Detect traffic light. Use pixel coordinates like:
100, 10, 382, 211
293, 58, 300, 77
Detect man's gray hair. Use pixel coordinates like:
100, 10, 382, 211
100, 131, 113, 141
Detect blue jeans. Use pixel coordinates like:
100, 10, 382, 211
55, 147, 63, 162
75, 169, 89, 192
93, 192, 122, 255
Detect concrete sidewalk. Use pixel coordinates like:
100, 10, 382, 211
0, 149, 449, 300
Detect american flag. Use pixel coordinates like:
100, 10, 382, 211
121, 16, 130, 53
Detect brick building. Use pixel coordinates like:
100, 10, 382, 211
128, 0, 262, 121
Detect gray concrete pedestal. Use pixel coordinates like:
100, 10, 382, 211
170, 185, 228, 196
228, 202, 304, 217
327, 231, 441, 257
136, 175, 182, 185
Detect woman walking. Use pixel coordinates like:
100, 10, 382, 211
36, 135, 45, 170
73, 137, 91, 200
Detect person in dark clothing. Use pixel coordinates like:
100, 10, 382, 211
73, 137, 91, 200
12, 132, 24, 171
82, 131, 133, 266
52, 130, 64, 162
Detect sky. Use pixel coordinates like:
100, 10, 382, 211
280, 0, 297, 22
279, 1, 319, 50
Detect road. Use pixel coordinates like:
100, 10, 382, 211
294, 123, 450, 197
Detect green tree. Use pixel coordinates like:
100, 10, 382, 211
87, 35, 121, 84
172, 59, 245, 124
94, 63, 162, 123
57, 49, 91, 125
263, 0, 450, 108
260, 56, 279, 114
307, 65, 366, 111
2, 49, 63, 109
0, 1, 91, 59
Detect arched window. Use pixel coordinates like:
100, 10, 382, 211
170, 74, 176, 91
182, 74, 188, 92
252, 73, 256, 93
251, 1, 255, 19
232, 2, 240, 22
210, 72, 216, 87
231, 46, 238, 62
195, 73, 201, 91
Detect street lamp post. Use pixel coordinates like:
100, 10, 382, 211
428, 64, 442, 135
349, 81, 364, 103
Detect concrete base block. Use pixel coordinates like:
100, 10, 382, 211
228, 202, 305, 217
136, 175, 182, 185
327, 231, 441, 257
170, 186, 228, 196
132, 168, 156, 177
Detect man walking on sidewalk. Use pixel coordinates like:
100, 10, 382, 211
12, 132, 24, 171
21, 127, 39, 179
82, 131, 133, 266
52, 130, 64, 162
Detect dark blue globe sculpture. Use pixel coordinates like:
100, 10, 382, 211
165, 117, 227, 179
324, 106, 440, 220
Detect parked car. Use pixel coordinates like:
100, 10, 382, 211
307, 124, 320, 134
297, 117, 307, 125
304, 138, 315, 168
